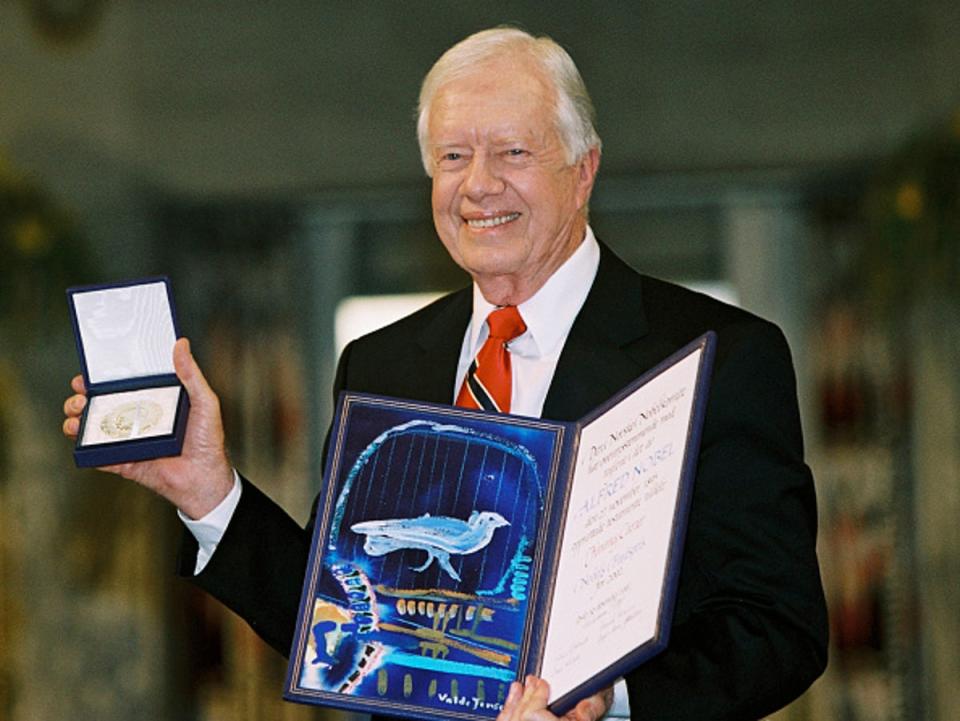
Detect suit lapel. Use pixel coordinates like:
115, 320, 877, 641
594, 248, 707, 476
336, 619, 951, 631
408, 287, 472, 404
543, 244, 666, 421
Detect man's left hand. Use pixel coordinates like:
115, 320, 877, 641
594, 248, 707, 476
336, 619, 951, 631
497, 676, 613, 721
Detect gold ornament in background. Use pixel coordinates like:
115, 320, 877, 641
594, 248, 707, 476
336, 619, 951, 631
894, 182, 924, 221
0, 148, 92, 326
13, 216, 51, 257
862, 112, 960, 310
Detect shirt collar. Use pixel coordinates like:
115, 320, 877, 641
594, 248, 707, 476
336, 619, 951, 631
467, 226, 600, 359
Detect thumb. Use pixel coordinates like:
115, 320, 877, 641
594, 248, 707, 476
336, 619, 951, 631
173, 337, 215, 406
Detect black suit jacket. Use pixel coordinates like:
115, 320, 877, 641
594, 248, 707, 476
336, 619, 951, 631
182, 243, 828, 720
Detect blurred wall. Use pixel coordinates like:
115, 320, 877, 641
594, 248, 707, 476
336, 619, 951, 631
2, 2, 959, 203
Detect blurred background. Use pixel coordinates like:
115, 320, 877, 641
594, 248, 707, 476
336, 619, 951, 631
1, 2, 958, 720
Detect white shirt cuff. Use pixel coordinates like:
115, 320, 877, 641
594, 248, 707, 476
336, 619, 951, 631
178, 469, 243, 575
603, 678, 630, 719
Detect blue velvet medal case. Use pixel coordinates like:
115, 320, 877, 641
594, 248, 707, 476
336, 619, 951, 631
67, 276, 190, 468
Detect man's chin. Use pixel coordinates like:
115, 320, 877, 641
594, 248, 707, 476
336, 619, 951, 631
458, 250, 526, 279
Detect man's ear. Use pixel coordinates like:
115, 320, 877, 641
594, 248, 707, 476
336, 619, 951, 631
575, 147, 601, 209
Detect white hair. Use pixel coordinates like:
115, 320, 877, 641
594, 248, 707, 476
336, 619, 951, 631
416, 27, 602, 176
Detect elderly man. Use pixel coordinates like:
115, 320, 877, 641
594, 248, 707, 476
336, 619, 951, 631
64, 27, 827, 721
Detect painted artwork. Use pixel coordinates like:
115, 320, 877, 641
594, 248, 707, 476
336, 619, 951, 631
288, 396, 566, 719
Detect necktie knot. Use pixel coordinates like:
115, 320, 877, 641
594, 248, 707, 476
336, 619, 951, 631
486, 306, 526, 342
455, 306, 525, 414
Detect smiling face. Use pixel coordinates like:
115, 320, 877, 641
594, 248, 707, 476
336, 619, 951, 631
427, 57, 599, 305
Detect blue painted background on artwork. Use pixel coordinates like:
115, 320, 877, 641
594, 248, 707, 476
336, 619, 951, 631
303, 400, 563, 716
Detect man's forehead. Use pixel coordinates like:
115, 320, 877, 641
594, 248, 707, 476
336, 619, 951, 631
432, 56, 553, 109
429, 68, 554, 137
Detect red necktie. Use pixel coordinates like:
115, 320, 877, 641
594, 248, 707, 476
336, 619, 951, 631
456, 306, 526, 413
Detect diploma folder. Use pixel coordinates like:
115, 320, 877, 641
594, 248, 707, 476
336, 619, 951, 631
66, 276, 189, 468
285, 332, 715, 719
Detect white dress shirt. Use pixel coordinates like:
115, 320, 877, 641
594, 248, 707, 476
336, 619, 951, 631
455, 227, 599, 418
181, 226, 630, 718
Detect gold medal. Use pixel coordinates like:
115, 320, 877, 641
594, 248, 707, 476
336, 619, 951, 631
99, 400, 164, 439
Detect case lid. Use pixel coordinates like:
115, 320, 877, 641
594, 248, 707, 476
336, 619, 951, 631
68, 277, 178, 386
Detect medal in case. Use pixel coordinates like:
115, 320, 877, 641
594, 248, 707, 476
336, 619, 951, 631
67, 277, 190, 467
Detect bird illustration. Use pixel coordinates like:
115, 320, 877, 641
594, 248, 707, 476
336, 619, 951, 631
350, 510, 510, 582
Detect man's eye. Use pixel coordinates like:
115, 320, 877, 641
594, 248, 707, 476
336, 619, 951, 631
441, 152, 462, 162
505, 148, 526, 156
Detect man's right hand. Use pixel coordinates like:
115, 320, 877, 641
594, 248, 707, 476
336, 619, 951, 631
497, 677, 613, 721
62, 337, 235, 520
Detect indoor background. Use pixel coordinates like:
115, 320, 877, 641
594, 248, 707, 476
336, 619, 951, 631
1, 2, 958, 720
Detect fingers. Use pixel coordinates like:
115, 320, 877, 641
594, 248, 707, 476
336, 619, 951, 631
566, 698, 602, 721
173, 337, 217, 408
498, 682, 523, 719
71, 374, 86, 394
499, 678, 610, 721
62, 416, 80, 438
564, 687, 613, 721
63, 393, 86, 417
497, 676, 554, 721
522, 676, 551, 710
63, 384, 87, 438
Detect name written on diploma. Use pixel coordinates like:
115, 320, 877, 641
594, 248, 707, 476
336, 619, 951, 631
574, 441, 675, 521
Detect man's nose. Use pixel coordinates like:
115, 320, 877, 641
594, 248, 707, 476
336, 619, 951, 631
461, 154, 505, 198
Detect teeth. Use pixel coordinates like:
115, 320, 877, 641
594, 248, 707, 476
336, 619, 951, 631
466, 213, 520, 229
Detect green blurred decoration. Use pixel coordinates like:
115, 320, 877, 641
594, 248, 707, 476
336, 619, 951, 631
0, 150, 92, 335
21, 0, 107, 46
863, 111, 960, 310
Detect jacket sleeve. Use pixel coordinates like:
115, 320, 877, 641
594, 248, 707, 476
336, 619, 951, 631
177, 477, 311, 654
624, 321, 828, 719
176, 342, 357, 655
